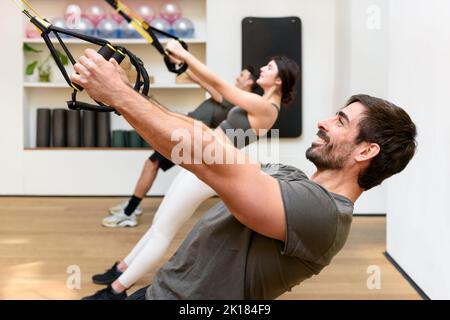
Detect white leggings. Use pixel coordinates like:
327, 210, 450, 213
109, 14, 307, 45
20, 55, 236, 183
119, 168, 217, 288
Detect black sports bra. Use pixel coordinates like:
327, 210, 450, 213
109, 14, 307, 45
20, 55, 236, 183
219, 102, 280, 149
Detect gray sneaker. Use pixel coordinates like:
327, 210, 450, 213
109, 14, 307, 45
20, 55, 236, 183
102, 212, 138, 228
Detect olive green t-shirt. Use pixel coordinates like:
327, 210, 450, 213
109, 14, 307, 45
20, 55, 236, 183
147, 163, 354, 299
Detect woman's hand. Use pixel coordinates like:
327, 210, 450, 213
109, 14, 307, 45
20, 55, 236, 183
165, 39, 189, 62
70, 48, 130, 107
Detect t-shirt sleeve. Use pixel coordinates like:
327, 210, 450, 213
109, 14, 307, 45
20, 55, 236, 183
278, 179, 338, 263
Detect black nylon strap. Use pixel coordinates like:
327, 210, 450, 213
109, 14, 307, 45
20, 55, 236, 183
104, 0, 189, 75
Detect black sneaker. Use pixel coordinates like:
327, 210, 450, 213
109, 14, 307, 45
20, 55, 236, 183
92, 262, 123, 285
81, 285, 127, 300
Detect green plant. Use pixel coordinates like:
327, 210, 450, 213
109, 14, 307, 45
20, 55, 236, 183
23, 43, 69, 81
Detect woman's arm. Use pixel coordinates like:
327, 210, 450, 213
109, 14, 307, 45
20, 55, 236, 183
185, 69, 223, 103
166, 40, 271, 117
170, 55, 223, 102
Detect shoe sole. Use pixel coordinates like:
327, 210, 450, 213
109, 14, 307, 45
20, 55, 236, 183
92, 278, 117, 285
102, 220, 138, 228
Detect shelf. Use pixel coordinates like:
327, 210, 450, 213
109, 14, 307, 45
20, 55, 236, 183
24, 148, 153, 151
23, 38, 206, 45
21, 0, 207, 154
23, 82, 201, 89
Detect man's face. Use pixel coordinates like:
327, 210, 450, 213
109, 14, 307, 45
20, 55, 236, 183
306, 102, 367, 170
235, 69, 253, 89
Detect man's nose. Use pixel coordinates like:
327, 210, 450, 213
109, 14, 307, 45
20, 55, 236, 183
319, 114, 337, 130
317, 119, 329, 131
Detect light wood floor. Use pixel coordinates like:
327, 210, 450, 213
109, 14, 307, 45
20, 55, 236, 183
0, 197, 421, 300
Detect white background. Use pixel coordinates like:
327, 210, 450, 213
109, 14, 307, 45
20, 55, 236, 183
386, 0, 450, 300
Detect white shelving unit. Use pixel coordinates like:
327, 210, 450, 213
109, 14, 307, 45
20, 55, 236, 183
10, 0, 207, 195
24, 82, 201, 89
23, 0, 207, 150
23, 38, 207, 44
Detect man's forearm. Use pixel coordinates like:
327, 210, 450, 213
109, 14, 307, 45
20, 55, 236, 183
145, 95, 211, 136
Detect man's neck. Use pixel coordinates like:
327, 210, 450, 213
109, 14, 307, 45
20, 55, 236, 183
310, 169, 363, 203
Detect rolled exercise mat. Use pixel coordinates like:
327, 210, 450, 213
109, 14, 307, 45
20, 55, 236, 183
82, 110, 96, 147
242, 16, 302, 137
67, 110, 82, 147
111, 130, 128, 148
96, 112, 111, 147
128, 130, 142, 148
52, 108, 67, 147
36, 108, 51, 147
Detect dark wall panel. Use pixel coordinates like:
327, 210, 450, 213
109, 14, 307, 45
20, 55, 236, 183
242, 17, 302, 137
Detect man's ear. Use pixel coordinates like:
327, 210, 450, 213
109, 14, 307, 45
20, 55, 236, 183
355, 143, 380, 163
246, 78, 255, 89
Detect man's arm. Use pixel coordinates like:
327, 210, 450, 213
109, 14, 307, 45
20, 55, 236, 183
71, 49, 286, 241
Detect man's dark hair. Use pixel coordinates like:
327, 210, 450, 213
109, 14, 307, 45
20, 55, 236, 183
243, 65, 260, 92
347, 94, 417, 190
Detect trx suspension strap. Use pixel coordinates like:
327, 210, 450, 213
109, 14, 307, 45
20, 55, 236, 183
12, 0, 150, 114
104, 0, 189, 75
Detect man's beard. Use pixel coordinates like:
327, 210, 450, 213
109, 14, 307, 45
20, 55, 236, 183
306, 131, 354, 170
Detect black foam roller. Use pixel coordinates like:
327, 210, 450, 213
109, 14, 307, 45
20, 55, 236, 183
128, 130, 141, 148
36, 108, 51, 147
112, 130, 127, 147
96, 112, 111, 147
67, 110, 82, 147
52, 109, 67, 147
82, 110, 96, 147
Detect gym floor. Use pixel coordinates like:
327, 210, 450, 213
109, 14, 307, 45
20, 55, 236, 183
0, 197, 421, 300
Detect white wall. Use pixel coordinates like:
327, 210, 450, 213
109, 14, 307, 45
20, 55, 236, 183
334, 0, 389, 213
387, 0, 450, 299
0, 3, 24, 195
